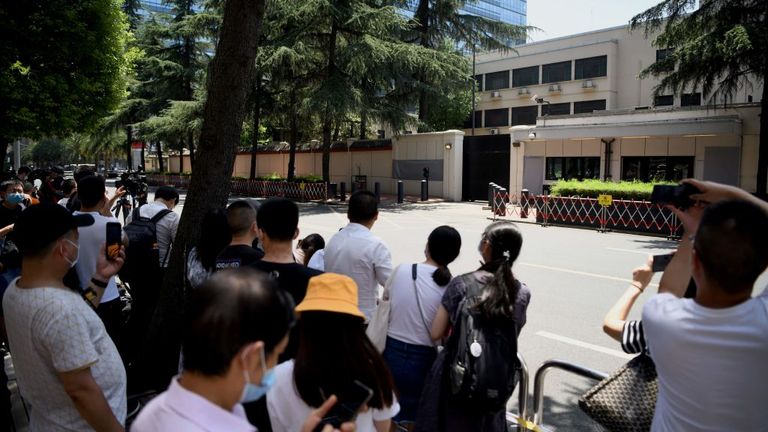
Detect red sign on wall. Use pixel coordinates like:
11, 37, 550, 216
131, 141, 144, 149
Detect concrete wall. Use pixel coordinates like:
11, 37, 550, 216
391, 130, 464, 201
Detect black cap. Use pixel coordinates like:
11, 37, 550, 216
11, 203, 94, 256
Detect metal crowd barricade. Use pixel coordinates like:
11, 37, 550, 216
489, 183, 682, 238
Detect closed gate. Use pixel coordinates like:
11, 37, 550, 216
462, 134, 511, 201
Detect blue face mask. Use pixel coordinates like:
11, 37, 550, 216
6, 193, 24, 205
240, 346, 276, 403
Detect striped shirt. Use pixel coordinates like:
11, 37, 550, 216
621, 320, 647, 354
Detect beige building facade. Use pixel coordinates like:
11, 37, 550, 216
467, 25, 763, 195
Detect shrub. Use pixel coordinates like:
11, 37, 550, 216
550, 179, 675, 201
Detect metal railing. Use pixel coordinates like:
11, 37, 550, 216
532, 359, 608, 427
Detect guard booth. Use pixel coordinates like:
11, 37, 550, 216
462, 134, 511, 201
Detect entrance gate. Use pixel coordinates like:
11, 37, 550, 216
462, 134, 511, 201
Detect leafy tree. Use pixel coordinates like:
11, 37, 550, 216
28, 138, 69, 166
631, 0, 768, 195
143, 0, 268, 389
0, 0, 131, 170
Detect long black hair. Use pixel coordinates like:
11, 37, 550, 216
476, 221, 523, 320
293, 311, 396, 410
427, 225, 462, 286
197, 208, 231, 272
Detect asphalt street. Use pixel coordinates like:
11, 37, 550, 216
125, 184, 768, 431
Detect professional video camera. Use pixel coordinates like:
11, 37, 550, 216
115, 171, 149, 198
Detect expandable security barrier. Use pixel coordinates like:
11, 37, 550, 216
147, 174, 328, 201
490, 185, 682, 238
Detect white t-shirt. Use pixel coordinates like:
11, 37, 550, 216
642, 290, 768, 432
324, 223, 392, 319
267, 361, 400, 432
307, 249, 325, 271
73, 211, 120, 303
386, 263, 444, 346
2, 280, 127, 430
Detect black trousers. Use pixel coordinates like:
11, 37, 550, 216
97, 297, 127, 362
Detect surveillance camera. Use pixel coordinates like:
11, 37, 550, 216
535, 97, 545, 104
529, 94, 539, 102
528, 131, 536, 139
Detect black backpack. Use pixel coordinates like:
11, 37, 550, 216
120, 207, 173, 285
446, 274, 519, 413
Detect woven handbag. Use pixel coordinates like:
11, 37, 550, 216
578, 353, 658, 432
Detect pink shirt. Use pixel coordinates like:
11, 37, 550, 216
132, 377, 255, 432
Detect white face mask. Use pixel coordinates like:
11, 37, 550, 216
63, 239, 79, 268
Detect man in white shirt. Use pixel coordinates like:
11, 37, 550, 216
73, 175, 126, 355
132, 268, 354, 432
642, 180, 768, 432
3, 203, 127, 431
324, 191, 392, 320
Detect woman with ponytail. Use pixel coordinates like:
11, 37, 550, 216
416, 221, 531, 432
382, 226, 462, 428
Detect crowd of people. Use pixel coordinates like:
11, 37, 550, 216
0, 169, 766, 432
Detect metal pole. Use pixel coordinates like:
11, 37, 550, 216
397, 181, 404, 204
471, 45, 476, 137
374, 182, 380, 201
532, 360, 608, 427
420, 180, 427, 201
340, 182, 346, 202
517, 352, 530, 422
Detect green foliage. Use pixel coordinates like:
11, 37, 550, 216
550, 179, 676, 201
422, 80, 476, 131
27, 138, 69, 166
0, 0, 131, 140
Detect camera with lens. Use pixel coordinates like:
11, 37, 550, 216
115, 172, 148, 197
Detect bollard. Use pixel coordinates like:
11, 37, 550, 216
340, 182, 346, 202
374, 182, 381, 201
329, 183, 337, 199
397, 181, 404, 204
520, 188, 529, 218
420, 180, 427, 201
488, 182, 497, 207
350, 180, 357, 194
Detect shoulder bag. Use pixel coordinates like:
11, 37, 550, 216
365, 264, 396, 352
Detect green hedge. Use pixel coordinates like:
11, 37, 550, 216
550, 179, 675, 201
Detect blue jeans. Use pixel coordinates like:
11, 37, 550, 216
383, 336, 437, 423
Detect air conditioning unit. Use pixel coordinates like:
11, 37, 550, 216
517, 87, 530, 95
582, 79, 595, 89
548, 83, 562, 92
491, 91, 502, 98
489, 128, 500, 135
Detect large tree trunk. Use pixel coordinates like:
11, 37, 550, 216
321, 22, 338, 183
125, 125, 133, 170
415, 0, 431, 124
140, 142, 145, 171
141, 0, 266, 391
288, 87, 298, 181
178, 139, 185, 173
0, 137, 9, 173
249, 72, 262, 180
187, 131, 195, 169
757, 83, 767, 197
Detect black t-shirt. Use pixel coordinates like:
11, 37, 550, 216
215, 245, 264, 271
249, 260, 322, 361
0, 204, 22, 229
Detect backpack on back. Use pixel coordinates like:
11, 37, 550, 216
446, 274, 519, 413
120, 207, 172, 286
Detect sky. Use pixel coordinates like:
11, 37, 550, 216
526, 0, 664, 42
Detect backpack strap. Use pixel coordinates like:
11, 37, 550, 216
132, 207, 142, 221
150, 209, 173, 224
412, 264, 433, 342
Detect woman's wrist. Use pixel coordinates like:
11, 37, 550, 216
630, 281, 645, 292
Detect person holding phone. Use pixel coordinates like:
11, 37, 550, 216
267, 273, 399, 432
72, 175, 127, 354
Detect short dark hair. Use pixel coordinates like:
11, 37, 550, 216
227, 200, 257, 237
348, 191, 378, 223
74, 166, 95, 183
62, 178, 77, 196
182, 269, 295, 376
256, 198, 298, 241
1, 179, 23, 193
155, 186, 180, 204
17, 166, 30, 175
77, 175, 106, 208
294, 311, 395, 410
299, 233, 325, 252
694, 200, 768, 292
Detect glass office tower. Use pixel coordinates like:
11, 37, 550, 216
461, 0, 527, 27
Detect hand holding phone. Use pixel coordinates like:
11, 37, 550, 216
106, 222, 122, 261
312, 380, 373, 432
652, 253, 675, 273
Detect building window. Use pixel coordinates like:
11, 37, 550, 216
485, 71, 510, 91
512, 66, 539, 87
541, 102, 570, 116
574, 55, 607, 79
511, 106, 537, 126
621, 156, 695, 182
474, 74, 483, 92
681, 93, 701, 106
542, 61, 571, 83
546, 157, 601, 180
655, 48, 674, 72
463, 111, 483, 128
654, 95, 673, 106
573, 99, 606, 114
484, 108, 509, 127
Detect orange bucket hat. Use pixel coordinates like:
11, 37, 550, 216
295, 273, 365, 319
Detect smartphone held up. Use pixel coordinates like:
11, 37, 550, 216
106, 222, 122, 261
